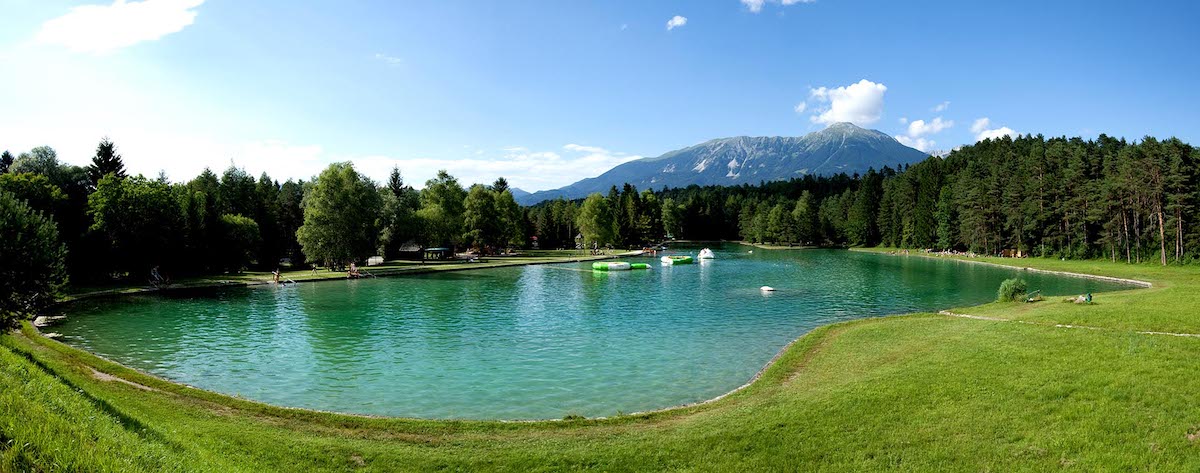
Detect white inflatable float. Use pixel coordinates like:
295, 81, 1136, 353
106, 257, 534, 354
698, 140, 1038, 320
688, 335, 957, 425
592, 262, 632, 271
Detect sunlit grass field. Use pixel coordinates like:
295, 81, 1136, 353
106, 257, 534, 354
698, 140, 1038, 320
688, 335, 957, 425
4, 252, 1200, 471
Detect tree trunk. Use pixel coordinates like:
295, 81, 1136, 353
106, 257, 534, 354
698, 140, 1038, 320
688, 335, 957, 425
1065, 216, 1071, 257
1176, 211, 1184, 263
1133, 211, 1141, 264
1122, 211, 1131, 263
1157, 209, 1167, 266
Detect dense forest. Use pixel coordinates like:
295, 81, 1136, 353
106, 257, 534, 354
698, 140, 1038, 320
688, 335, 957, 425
0, 132, 1196, 325
529, 133, 1197, 265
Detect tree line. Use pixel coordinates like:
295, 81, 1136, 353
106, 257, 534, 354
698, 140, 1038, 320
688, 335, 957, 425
635, 133, 1196, 265
2, 132, 1196, 326
0, 140, 528, 282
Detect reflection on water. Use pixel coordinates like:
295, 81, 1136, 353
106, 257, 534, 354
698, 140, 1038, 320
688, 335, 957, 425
58, 246, 1130, 419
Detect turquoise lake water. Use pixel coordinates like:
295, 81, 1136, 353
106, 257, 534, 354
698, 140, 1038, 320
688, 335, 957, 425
56, 246, 1131, 419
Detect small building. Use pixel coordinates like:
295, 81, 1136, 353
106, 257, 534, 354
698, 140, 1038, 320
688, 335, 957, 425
395, 240, 424, 260
424, 247, 453, 261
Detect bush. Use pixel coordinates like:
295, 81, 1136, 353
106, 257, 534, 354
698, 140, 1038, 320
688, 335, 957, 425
0, 190, 67, 328
996, 278, 1028, 303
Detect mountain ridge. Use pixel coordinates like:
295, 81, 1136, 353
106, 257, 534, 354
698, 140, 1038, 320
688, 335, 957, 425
518, 122, 930, 205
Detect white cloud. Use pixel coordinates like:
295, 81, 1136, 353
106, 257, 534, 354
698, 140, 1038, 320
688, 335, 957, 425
373, 53, 402, 66
666, 15, 688, 31
563, 144, 609, 154
932, 101, 950, 112
36, 0, 205, 54
808, 79, 887, 126
741, 0, 766, 12
906, 116, 953, 137
970, 117, 1018, 142
741, 0, 815, 13
895, 116, 953, 152
898, 117, 908, 124
895, 135, 936, 153
793, 102, 807, 114
382, 144, 642, 191
969, 118, 989, 134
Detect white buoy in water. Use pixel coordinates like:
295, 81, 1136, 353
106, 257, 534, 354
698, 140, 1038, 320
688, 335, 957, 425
760, 286, 776, 292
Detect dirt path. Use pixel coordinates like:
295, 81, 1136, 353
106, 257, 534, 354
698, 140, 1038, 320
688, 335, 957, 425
937, 310, 1200, 338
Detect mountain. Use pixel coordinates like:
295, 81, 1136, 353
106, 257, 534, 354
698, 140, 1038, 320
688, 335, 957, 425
517, 122, 930, 205
509, 187, 531, 200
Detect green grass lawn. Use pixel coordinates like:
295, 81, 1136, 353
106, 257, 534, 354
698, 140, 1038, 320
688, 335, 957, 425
4, 252, 1200, 471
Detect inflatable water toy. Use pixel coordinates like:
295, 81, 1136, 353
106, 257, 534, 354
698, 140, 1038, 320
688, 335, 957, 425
660, 255, 694, 265
698, 248, 715, 259
592, 262, 632, 271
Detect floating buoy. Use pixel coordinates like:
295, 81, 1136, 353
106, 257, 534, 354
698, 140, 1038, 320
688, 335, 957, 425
760, 286, 776, 292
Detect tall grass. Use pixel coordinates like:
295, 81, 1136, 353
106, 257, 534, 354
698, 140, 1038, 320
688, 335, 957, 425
996, 277, 1028, 302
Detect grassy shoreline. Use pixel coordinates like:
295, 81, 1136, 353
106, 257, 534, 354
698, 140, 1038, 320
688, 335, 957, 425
738, 241, 821, 250
63, 249, 643, 302
849, 247, 1154, 287
5, 251, 1200, 470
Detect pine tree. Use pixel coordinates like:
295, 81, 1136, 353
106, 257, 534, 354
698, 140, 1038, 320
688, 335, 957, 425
1162, 138, 1194, 262
793, 191, 817, 245
935, 185, 957, 250
87, 137, 126, 187
388, 166, 406, 198
492, 177, 510, 194
254, 173, 281, 268
0, 150, 13, 174
219, 165, 257, 217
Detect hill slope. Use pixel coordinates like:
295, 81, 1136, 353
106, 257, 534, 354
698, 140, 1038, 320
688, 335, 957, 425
519, 122, 929, 205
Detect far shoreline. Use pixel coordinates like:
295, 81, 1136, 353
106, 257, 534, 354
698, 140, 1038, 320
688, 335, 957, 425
61, 250, 646, 303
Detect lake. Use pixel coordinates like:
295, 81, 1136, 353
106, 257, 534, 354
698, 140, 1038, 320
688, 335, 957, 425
56, 245, 1130, 419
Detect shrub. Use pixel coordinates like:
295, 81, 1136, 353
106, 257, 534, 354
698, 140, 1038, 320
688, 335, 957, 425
0, 190, 67, 328
996, 278, 1028, 303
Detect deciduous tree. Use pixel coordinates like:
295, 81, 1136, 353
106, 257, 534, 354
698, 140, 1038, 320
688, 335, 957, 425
0, 190, 67, 327
296, 162, 381, 269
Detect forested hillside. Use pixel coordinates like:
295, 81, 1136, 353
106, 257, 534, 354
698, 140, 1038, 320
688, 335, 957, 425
529, 133, 1197, 264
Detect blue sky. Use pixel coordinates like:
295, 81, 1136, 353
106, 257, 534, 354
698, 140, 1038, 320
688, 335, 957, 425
1, 0, 1198, 191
